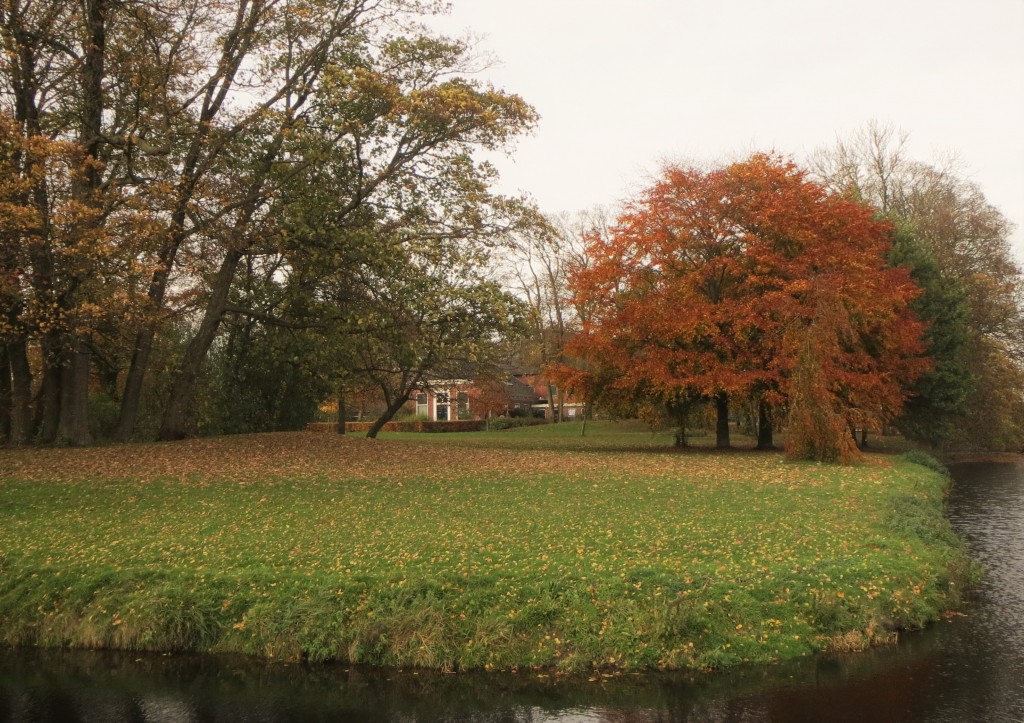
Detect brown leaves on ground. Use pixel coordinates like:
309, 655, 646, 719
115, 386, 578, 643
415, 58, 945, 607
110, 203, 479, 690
0, 429, 871, 491
1, 433, 406, 485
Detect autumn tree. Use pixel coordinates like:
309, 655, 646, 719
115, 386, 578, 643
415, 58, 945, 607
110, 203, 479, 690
0, 1, 537, 444
151, 30, 535, 440
568, 160, 766, 448
812, 122, 1024, 451
567, 153, 927, 461
0, 0, 163, 445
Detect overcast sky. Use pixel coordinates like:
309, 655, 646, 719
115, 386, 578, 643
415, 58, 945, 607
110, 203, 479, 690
428, 0, 1024, 255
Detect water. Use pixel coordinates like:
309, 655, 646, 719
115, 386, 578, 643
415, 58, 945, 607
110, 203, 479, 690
2, 463, 1022, 722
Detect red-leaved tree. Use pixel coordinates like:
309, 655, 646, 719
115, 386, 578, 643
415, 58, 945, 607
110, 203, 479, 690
564, 153, 928, 462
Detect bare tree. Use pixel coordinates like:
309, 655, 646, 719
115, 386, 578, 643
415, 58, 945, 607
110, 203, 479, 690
506, 207, 603, 420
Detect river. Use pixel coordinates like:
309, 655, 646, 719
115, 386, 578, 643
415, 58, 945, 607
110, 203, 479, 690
2, 462, 1022, 722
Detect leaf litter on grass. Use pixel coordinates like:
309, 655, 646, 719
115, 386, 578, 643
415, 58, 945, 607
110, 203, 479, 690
0, 429, 972, 670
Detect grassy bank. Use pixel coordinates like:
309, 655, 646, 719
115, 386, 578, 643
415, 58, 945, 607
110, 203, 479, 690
0, 424, 977, 671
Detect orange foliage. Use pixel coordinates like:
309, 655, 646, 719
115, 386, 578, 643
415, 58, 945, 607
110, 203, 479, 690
566, 153, 928, 461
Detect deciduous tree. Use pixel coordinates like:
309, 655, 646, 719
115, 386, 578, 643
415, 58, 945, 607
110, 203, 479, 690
567, 153, 927, 461
507, 208, 600, 421
813, 122, 1024, 451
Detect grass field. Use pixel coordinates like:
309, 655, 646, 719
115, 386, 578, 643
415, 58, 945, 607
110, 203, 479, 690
0, 422, 976, 671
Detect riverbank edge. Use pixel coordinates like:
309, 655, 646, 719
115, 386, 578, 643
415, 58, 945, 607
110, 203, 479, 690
0, 453, 980, 673
943, 451, 1024, 464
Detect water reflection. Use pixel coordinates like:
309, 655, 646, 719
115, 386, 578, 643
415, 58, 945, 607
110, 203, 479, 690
2, 463, 1022, 723
0, 644, 962, 723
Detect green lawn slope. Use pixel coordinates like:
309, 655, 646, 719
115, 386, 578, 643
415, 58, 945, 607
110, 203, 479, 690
0, 423, 978, 671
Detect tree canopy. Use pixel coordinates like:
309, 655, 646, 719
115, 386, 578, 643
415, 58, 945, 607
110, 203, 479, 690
812, 122, 1024, 451
563, 153, 928, 462
1, 0, 536, 444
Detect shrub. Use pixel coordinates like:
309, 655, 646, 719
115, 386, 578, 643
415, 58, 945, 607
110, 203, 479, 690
87, 393, 121, 440
488, 416, 548, 431
897, 450, 950, 477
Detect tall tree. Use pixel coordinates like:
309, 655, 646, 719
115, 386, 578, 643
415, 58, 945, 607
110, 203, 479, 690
1, 0, 200, 444
888, 224, 973, 448
566, 153, 927, 460
1, 1, 536, 443
154, 30, 535, 440
812, 122, 1024, 451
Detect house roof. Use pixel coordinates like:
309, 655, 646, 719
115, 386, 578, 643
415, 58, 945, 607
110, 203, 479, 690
505, 375, 542, 405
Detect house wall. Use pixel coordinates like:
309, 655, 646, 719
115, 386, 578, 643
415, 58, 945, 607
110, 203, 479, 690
409, 377, 545, 421
516, 373, 581, 420
410, 384, 475, 421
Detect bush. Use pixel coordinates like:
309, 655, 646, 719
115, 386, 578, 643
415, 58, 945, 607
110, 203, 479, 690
87, 393, 121, 440
488, 416, 548, 431
897, 450, 950, 478
310, 420, 487, 433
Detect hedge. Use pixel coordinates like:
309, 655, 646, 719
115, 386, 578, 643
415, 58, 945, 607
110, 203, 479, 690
306, 420, 487, 433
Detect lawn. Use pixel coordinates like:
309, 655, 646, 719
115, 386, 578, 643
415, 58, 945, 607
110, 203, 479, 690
0, 423, 975, 671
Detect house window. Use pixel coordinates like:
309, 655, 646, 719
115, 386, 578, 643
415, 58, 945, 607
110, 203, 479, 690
436, 392, 449, 421
457, 391, 470, 420
416, 393, 428, 418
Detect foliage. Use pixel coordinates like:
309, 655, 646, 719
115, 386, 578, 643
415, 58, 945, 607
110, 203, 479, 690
200, 323, 329, 436
0, 1, 537, 446
888, 225, 973, 448
0, 426, 976, 671
86, 392, 121, 441
564, 153, 928, 463
812, 122, 1024, 452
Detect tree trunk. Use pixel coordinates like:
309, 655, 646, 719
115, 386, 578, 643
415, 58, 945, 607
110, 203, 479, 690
546, 382, 557, 422
860, 427, 869, 449
0, 345, 11, 444
757, 398, 774, 449
114, 329, 154, 441
35, 336, 62, 443
158, 250, 242, 440
50, 0, 104, 449
715, 391, 730, 448
7, 340, 33, 445
56, 341, 92, 446
367, 396, 408, 439
335, 380, 347, 435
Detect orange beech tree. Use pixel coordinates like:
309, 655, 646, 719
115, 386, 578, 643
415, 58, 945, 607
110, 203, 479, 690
564, 153, 928, 462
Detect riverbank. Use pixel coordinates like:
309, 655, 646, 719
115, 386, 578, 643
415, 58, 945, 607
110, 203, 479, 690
0, 424, 979, 671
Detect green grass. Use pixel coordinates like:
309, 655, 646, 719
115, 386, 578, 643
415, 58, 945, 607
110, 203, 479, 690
0, 424, 977, 671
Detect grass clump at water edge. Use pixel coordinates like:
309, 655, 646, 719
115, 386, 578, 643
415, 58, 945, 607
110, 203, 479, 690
0, 425, 978, 671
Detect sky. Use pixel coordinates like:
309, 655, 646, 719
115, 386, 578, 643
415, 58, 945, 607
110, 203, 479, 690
427, 0, 1024, 256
